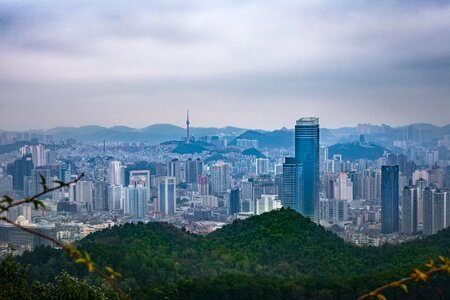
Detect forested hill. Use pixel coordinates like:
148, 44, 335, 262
17, 209, 450, 299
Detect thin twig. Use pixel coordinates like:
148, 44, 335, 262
0, 216, 129, 299
0, 173, 85, 213
358, 265, 447, 300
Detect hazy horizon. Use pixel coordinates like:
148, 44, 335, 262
1, 119, 449, 133
1, 1, 449, 131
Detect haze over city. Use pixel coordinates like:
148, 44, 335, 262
1, 1, 450, 130
2, 2, 450, 299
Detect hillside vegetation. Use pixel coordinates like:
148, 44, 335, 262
15, 209, 450, 299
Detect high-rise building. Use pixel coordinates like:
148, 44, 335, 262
45, 150, 57, 166
0, 175, 13, 195
256, 158, 269, 176
381, 165, 399, 234
229, 188, 240, 215
197, 175, 209, 195
327, 199, 348, 222
156, 176, 176, 215
124, 185, 148, 218
240, 179, 254, 213
59, 163, 71, 184
109, 161, 124, 186
210, 161, 231, 194
401, 186, 419, 235
186, 158, 203, 184
76, 181, 93, 204
282, 157, 302, 212
27, 168, 51, 197
129, 170, 151, 201
167, 159, 182, 184
93, 181, 108, 211
20, 145, 46, 167
433, 190, 448, 233
255, 194, 281, 215
108, 185, 123, 210
295, 117, 319, 219
7, 154, 33, 191
333, 173, 353, 202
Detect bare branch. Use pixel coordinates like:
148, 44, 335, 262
0, 216, 130, 299
0, 173, 85, 213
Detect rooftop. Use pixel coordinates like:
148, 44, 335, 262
296, 117, 319, 125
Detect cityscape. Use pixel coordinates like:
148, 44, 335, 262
1, 113, 450, 254
1, 1, 450, 299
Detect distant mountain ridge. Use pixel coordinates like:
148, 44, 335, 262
41, 124, 251, 143
3, 122, 450, 146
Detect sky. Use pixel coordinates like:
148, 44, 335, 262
0, 1, 449, 131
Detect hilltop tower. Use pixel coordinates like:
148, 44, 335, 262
186, 109, 190, 143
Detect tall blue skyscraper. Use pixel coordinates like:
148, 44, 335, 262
295, 117, 319, 219
229, 188, 240, 215
282, 157, 302, 212
381, 165, 399, 234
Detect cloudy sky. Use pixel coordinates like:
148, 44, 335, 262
0, 1, 449, 130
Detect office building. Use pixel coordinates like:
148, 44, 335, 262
129, 170, 151, 201
381, 165, 399, 234
108, 185, 123, 210
256, 158, 269, 176
186, 158, 203, 184
156, 176, 176, 215
401, 186, 419, 235
93, 181, 108, 211
124, 185, 148, 218
7, 154, 33, 191
198, 175, 209, 195
282, 157, 302, 212
333, 173, 353, 203
229, 188, 240, 215
167, 159, 182, 184
210, 161, 231, 194
295, 117, 319, 219
255, 194, 281, 215
109, 161, 124, 186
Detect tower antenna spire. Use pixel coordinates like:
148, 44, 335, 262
186, 108, 190, 143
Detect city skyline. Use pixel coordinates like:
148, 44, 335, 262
1, 1, 450, 130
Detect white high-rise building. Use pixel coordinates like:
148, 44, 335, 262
256, 158, 269, 176
124, 185, 148, 218
255, 194, 281, 215
108, 185, 124, 210
210, 162, 231, 194
76, 181, 93, 204
129, 170, 151, 201
20, 145, 46, 167
333, 173, 353, 203
156, 176, 176, 215
109, 161, 124, 186
423, 188, 450, 235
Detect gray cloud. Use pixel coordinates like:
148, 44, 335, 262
0, 1, 449, 130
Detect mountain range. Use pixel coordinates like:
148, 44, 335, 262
3, 122, 450, 147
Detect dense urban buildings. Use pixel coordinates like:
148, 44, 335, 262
1, 116, 450, 252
